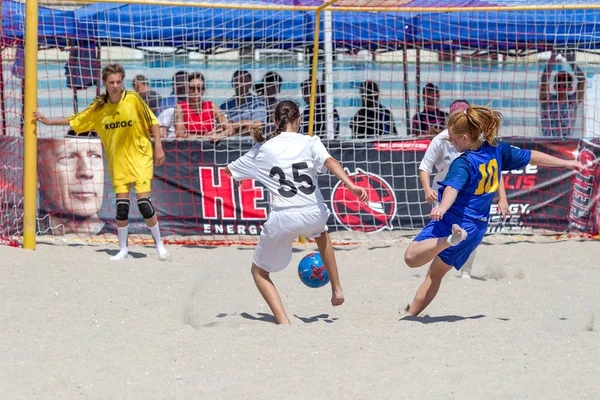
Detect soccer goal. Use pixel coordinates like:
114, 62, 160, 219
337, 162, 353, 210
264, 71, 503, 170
2, 0, 600, 249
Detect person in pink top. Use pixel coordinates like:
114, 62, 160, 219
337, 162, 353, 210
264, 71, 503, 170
174, 72, 231, 139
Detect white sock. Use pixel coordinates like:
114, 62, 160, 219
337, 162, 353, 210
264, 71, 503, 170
149, 223, 163, 246
149, 223, 169, 259
446, 227, 467, 246
110, 226, 129, 261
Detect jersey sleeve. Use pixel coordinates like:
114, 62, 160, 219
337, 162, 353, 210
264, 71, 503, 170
440, 156, 471, 191
134, 92, 159, 130
310, 136, 332, 174
419, 136, 441, 173
500, 142, 532, 171
68, 100, 99, 133
228, 144, 260, 181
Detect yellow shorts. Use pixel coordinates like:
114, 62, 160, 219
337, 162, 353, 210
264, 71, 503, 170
113, 180, 152, 195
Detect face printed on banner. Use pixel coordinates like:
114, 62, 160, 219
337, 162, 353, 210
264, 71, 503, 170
38, 138, 105, 218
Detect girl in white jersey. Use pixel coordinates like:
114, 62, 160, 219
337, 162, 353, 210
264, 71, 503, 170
226, 100, 368, 325
419, 100, 509, 278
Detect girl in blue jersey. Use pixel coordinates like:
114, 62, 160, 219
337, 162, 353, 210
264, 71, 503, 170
404, 106, 585, 316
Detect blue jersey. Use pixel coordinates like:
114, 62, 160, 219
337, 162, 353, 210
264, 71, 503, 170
439, 142, 531, 222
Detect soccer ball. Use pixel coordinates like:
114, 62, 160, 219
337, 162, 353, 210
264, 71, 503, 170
298, 252, 330, 288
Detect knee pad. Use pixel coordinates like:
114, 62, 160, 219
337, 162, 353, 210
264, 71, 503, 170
137, 197, 156, 219
115, 198, 130, 221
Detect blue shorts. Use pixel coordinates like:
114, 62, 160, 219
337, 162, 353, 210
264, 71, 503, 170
413, 212, 487, 270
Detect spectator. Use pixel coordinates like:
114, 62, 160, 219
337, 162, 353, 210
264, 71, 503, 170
157, 71, 189, 138
132, 74, 162, 115
412, 83, 448, 136
540, 51, 586, 137
299, 79, 340, 139
220, 70, 267, 136
255, 71, 282, 124
37, 132, 105, 235
350, 80, 397, 139
174, 72, 231, 140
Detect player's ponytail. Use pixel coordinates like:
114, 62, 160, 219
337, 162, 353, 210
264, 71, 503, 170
254, 100, 301, 143
251, 124, 266, 143
447, 105, 503, 147
92, 64, 126, 112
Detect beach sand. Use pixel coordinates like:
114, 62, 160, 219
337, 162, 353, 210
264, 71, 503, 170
1, 239, 598, 399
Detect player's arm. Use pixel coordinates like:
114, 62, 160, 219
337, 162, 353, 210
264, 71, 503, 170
419, 139, 440, 203
530, 150, 585, 171
324, 157, 368, 202
152, 123, 165, 166
499, 142, 584, 171
225, 145, 260, 181
419, 170, 434, 200
431, 157, 470, 221
431, 186, 459, 221
33, 112, 70, 126
496, 176, 509, 218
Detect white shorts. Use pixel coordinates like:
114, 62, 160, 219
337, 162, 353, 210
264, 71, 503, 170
253, 204, 330, 273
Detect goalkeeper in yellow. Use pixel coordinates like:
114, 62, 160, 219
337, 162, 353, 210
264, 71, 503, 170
34, 64, 169, 261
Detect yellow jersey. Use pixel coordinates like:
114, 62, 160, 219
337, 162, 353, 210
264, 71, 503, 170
69, 90, 159, 187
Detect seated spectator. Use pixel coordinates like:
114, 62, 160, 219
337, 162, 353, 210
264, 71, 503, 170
299, 79, 340, 139
157, 71, 189, 138
412, 83, 448, 136
350, 80, 397, 139
132, 74, 162, 115
174, 72, 231, 140
540, 51, 586, 137
255, 71, 282, 124
220, 70, 267, 136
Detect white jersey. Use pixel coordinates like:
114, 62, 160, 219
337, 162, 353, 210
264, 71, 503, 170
228, 132, 332, 211
418, 129, 461, 190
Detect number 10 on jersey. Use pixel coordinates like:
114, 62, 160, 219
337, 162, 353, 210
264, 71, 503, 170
475, 159, 499, 195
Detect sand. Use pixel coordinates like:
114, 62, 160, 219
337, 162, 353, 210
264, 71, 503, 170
1, 238, 599, 399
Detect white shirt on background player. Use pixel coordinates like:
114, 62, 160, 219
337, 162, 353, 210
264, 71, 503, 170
419, 129, 461, 191
228, 131, 331, 210
157, 107, 176, 138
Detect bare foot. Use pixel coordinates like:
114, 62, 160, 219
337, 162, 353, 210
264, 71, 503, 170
275, 316, 290, 325
447, 224, 468, 246
331, 291, 345, 306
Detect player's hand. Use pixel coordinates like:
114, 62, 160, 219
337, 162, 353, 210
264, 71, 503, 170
429, 206, 447, 221
348, 184, 368, 203
498, 198, 510, 219
33, 111, 49, 125
564, 159, 587, 171
424, 188, 437, 204
154, 147, 166, 166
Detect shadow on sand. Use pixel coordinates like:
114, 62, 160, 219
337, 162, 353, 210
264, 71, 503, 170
400, 314, 486, 324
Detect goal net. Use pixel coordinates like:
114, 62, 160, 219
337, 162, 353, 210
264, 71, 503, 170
1, 0, 600, 245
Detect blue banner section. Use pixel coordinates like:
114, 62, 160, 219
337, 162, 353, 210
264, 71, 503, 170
4, 0, 600, 50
